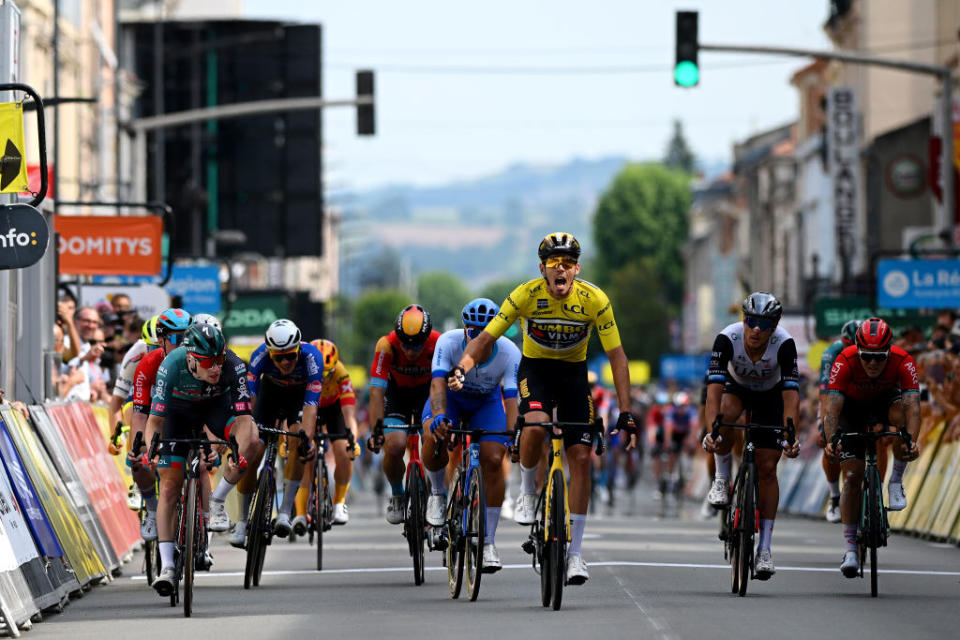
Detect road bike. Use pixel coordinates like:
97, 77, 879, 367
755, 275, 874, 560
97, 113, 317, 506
369, 419, 429, 585
439, 422, 513, 601
830, 427, 912, 597
517, 418, 605, 611
712, 418, 794, 597
147, 431, 239, 617
244, 424, 310, 589
303, 431, 355, 571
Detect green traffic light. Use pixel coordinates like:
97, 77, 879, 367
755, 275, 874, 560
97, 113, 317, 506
674, 61, 699, 87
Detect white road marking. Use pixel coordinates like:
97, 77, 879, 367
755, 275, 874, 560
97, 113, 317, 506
130, 560, 960, 580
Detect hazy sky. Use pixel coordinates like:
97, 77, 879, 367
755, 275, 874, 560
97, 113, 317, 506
243, 0, 834, 190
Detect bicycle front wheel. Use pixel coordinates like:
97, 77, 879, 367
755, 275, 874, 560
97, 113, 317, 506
314, 459, 324, 571
737, 466, 755, 597
244, 471, 270, 589
538, 489, 551, 608
549, 468, 567, 611
407, 469, 426, 586
446, 467, 464, 598
144, 534, 156, 586
254, 474, 274, 586
183, 478, 199, 617
867, 469, 881, 597
465, 471, 486, 601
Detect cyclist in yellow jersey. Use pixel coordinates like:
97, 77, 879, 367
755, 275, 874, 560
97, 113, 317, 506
449, 232, 639, 585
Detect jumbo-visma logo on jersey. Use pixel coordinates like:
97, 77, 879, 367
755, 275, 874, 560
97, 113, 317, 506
525, 318, 590, 350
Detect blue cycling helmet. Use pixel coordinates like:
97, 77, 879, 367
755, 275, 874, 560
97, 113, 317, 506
156, 308, 191, 340
462, 298, 499, 328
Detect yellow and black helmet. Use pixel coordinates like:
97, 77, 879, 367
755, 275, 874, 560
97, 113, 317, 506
537, 232, 581, 263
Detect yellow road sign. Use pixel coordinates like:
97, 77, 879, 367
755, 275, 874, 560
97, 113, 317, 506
0, 102, 28, 193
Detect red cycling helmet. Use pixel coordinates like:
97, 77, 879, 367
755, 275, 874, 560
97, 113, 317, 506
856, 317, 893, 351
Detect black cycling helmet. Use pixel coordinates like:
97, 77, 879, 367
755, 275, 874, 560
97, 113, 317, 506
841, 319, 861, 346
538, 231, 581, 263
741, 291, 783, 321
394, 304, 433, 348
183, 322, 226, 358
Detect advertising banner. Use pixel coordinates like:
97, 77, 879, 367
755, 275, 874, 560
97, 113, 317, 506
877, 258, 960, 309
0, 204, 50, 270
31, 406, 117, 571
0, 406, 106, 586
46, 403, 138, 558
828, 86, 859, 275
0, 410, 80, 600
0, 454, 59, 612
0, 102, 28, 193
55, 215, 162, 276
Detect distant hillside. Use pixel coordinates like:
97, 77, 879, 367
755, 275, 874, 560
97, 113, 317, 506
336, 156, 632, 292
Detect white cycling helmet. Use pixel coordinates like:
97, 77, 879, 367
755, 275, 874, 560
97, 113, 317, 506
191, 313, 222, 333
265, 319, 301, 352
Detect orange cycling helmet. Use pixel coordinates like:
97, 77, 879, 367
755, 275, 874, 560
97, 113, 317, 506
394, 304, 432, 348
311, 339, 339, 376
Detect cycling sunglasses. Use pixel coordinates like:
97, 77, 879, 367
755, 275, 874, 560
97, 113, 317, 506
270, 349, 299, 363
744, 315, 776, 331
858, 350, 889, 364
190, 352, 225, 369
544, 256, 577, 269
166, 331, 185, 345
465, 326, 484, 339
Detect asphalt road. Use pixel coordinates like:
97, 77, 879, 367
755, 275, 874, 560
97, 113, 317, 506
21, 484, 960, 640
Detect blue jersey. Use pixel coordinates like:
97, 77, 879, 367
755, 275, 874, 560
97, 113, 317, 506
247, 341, 324, 406
432, 329, 521, 399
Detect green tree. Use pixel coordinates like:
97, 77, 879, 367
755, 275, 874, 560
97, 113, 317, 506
601, 259, 672, 367
347, 289, 413, 365
478, 279, 519, 307
592, 163, 691, 302
663, 119, 696, 174
416, 271, 471, 331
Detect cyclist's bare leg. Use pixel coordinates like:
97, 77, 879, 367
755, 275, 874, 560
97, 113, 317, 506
710, 394, 743, 460
381, 430, 408, 494
280, 434, 306, 516
566, 443, 592, 514
235, 438, 265, 519
518, 410, 549, 496
840, 457, 866, 553
157, 466, 185, 548
331, 439, 353, 502
480, 442, 506, 505
755, 448, 781, 520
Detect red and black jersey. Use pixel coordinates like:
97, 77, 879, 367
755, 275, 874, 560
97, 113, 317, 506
826, 345, 919, 401
132, 347, 165, 413
369, 330, 441, 390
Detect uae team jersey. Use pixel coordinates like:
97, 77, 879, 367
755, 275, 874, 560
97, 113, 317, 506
112, 339, 153, 399
826, 344, 919, 401
483, 278, 621, 362
431, 329, 521, 398
706, 322, 800, 392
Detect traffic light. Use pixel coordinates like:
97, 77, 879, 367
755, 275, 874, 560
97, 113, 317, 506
674, 11, 699, 87
356, 70, 375, 136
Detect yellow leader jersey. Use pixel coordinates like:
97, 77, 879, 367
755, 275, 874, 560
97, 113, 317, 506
484, 278, 621, 362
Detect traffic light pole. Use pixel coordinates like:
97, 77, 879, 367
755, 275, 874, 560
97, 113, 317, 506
700, 42, 955, 245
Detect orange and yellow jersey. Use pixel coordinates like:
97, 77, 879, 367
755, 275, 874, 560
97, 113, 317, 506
484, 278, 621, 362
319, 360, 356, 408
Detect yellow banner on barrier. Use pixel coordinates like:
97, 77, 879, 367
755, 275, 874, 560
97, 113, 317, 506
888, 421, 944, 531
0, 102, 29, 193
0, 406, 106, 584
928, 440, 960, 539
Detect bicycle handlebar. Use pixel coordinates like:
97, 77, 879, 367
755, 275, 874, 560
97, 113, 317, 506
513, 416, 606, 457
830, 428, 912, 452
711, 416, 796, 448
148, 430, 240, 467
